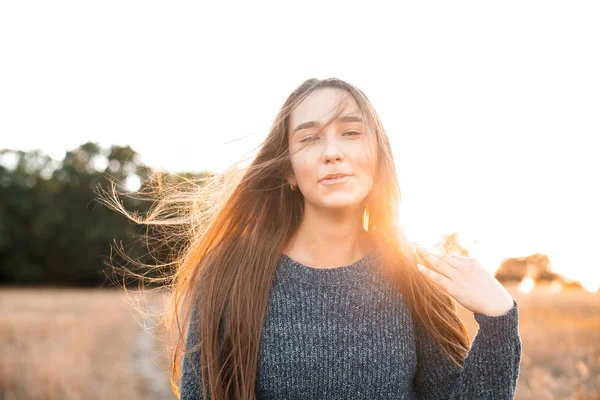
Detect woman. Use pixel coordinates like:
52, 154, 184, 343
103, 77, 521, 399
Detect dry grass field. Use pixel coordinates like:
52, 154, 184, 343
0, 288, 173, 400
0, 284, 598, 399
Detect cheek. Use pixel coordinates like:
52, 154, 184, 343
290, 152, 319, 180
351, 147, 375, 177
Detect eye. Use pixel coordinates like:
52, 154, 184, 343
300, 131, 361, 143
300, 135, 317, 143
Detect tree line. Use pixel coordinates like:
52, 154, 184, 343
0, 142, 211, 287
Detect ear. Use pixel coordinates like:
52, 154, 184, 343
287, 177, 297, 187
285, 169, 297, 186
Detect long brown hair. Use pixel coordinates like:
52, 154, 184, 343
97, 77, 470, 399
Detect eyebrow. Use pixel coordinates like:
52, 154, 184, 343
291, 114, 364, 136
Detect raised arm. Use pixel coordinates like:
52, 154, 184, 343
413, 299, 522, 399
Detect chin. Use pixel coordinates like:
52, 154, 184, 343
319, 197, 364, 209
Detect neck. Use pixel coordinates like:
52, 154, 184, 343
283, 204, 374, 268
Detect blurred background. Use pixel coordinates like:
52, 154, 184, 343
1, 1, 598, 399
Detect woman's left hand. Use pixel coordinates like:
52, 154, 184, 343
415, 246, 515, 317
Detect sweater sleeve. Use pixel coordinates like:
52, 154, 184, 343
412, 299, 522, 400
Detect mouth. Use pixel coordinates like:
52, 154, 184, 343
319, 174, 352, 184
320, 173, 351, 182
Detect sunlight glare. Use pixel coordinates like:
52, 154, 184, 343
519, 277, 536, 294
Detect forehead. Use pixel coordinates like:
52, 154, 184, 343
289, 88, 360, 130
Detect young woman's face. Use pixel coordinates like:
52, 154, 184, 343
287, 88, 375, 210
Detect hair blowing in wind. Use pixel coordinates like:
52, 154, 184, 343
96, 77, 471, 400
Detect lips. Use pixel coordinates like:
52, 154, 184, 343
320, 173, 350, 182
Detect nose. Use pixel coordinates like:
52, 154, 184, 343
322, 139, 344, 164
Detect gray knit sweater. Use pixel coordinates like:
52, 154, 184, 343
180, 249, 522, 399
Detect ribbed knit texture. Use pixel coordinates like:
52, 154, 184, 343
180, 249, 522, 399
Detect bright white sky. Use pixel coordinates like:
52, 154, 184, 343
1, 1, 598, 291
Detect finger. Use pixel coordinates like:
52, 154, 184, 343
440, 254, 468, 269
417, 246, 465, 270
417, 249, 458, 278
417, 263, 452, 291
416, 246, 438, 267
446, 254, 475, 269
